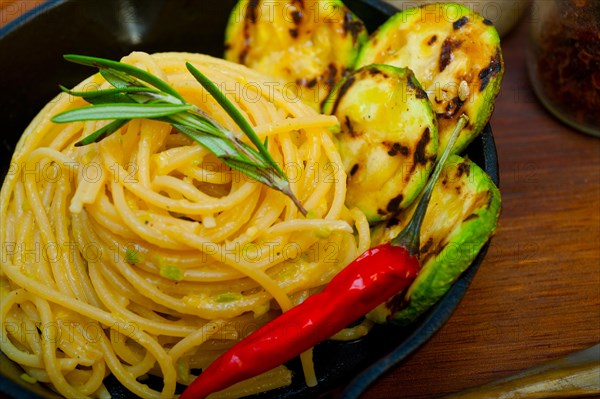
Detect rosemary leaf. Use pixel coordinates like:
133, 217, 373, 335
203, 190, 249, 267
185, 62, 285, 177
173, 124, 241, 159
167, 112, 225, 138
55, 55, 307, 215
225, 158, 306, 214
52, 103, 192, 123
74, 119, 130, 147
60, 85, 161, 98
86, 93, 135, 105
64, 54, 185, 101
223, 158, 283, 189
100, 68, 144, 90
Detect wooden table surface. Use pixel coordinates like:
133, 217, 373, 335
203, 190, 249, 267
1, 1, 599, 398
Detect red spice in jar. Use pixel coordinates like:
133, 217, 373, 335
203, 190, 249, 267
532, 0, 600, 131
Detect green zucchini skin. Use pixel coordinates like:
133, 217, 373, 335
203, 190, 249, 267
224, 0, 368, 111
322, 64, 438, 222
367, 154, 501, 325
356, 3, 504, 156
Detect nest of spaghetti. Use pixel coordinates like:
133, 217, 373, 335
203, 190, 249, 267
0, 52, 371, 399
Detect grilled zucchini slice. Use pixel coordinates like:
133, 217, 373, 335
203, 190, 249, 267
322, 64, 438, 222
367, 154, 501, 325
356, 3, 503, 156
224, 0, 368, 111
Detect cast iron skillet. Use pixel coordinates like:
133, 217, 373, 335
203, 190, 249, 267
0, 0, 499, 398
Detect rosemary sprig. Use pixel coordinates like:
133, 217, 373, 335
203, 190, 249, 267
52, 54, 306, 215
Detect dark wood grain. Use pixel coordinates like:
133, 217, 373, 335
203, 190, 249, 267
1, 2, 598, 399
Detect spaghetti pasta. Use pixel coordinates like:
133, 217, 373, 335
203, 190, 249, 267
0, 52, 369, 398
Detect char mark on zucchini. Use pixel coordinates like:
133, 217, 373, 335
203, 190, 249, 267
387, 194, 404, 213
344, 11, 365, 39
329, 74, 356, 115
386, 142, 410, 157
367, 155, 501, 325
224, 0, 368, 111
323, 64, 438, 222
413, 127, 431, 165
355, 3, 504, 156
453, 16, 469, 30
247, 0, 260, 23
479, 47, 503, 91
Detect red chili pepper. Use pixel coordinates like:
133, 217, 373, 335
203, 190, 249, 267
180, 245, 418, 398
180, 116, 469, 399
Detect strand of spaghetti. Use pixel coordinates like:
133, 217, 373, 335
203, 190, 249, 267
81, 211, 259, 321
168, 320, 227, 363
9, 304, 49, 363
69, 153, 106, 214
253, 115, 338, 138
130, 350, 158, 379
178, 163, 233, 185
299, 134, 345, 215
151, 175, 227, 203
86, 196, 138, 239
110, 330, 146, 365
111, 335, 156, 379
277, 131, 304, 219
224, 192, 287, 247
299, 130, 322, 198
136, 119, 171, 188
11, 182, 46, 280
152, 145, 210, 176
206, 366, 293, 399
122, 51, 172, 88
264, 219, 353, 236
91, 252, 205, 320
321, 132, 347, 220
10, 93, 73, 156
0, 290, 48, 368
66, 361, 106, 397
102, 145, 261, 215
96, 333, 169, 399
14, 178, 54, 283
50, 160, 101, 305
2, 180, 20, 246
301, 164, 339, 216
110, 181, 188, 250
47, 121, 83, 151
23, 148, 78, 295
87, 259, 200, 336
157, 223, 287, 272
3, 295, 82, 373
87, 218, 249, 282
189, 190, 261, 243
2, 262, 185, 351
32, 294, 97, 398
351, 207, 371, 254
155, 225, 294, 312
54, 321, 103, 366
3, 262, 177, 398
229, 68, 311, 118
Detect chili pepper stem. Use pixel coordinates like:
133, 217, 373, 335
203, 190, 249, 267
391, 114, 469, 255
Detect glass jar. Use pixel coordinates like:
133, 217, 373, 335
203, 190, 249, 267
528, 0, 600, 137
